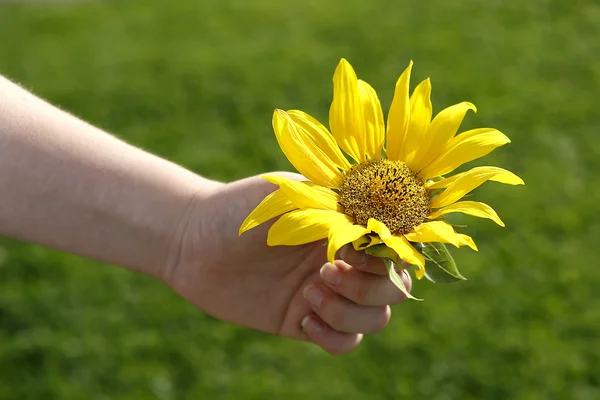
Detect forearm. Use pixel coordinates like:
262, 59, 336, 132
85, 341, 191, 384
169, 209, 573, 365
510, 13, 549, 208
0, 75, 221, 278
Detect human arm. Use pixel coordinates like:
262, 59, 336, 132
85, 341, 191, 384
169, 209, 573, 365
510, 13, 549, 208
0, 75, 218, 278
0, 75, 411, 354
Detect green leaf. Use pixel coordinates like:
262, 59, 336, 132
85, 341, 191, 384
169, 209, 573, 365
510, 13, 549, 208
364, 244, 399, 262
418, 242, 467, 283
382, 257, 422, 301
365, 245, 422, 301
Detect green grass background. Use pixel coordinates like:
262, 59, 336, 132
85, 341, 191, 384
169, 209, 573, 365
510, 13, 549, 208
0, 0, 598, 398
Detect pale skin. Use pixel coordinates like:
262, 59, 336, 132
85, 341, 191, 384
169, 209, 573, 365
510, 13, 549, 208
0, 75, 411, 355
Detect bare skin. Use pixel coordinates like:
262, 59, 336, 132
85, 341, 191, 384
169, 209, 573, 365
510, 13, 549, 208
167, 175, 412, 354
0, 75, 410, 355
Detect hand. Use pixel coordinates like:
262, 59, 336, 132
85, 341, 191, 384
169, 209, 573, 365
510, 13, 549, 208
163, 173, 412, 355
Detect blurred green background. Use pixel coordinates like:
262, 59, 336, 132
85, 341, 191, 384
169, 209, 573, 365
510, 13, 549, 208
0, 0, 598, 398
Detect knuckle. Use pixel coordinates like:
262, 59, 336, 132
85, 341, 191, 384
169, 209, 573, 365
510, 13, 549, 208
318, 287, 333, 308
352, 282, 369, 304
326, 308, 347, 332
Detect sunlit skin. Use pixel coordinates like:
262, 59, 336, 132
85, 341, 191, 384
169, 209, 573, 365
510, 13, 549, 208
0, 58, 524, 355
167, 173, 414, 355
0, 75, 409, 355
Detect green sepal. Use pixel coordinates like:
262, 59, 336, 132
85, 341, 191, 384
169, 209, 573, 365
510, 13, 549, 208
417, 242, 466, 283
365, 244, 422, 301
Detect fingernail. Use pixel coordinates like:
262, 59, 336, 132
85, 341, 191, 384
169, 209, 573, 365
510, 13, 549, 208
341, 245, 368, 266
301, 315, 324, 334
320, 263, 342, 285
303, 284, 324, 307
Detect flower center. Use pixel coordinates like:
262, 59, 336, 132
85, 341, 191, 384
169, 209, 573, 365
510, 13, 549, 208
338, 159, 430, 234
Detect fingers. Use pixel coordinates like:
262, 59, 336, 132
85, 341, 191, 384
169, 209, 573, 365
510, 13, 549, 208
301, 315, 363, 355
303, 282, 391, 334
340, 245, 388, 275
340, 245, 412, 275
300, 247, 413, 355
320, 261, 412, 306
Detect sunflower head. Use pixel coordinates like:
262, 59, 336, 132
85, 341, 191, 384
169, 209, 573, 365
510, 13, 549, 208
240, 58, 524, 296
339, 159, 430, 235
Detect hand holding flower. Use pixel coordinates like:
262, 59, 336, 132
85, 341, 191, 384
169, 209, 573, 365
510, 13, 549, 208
165, 174, 413, 355
240, 59, 524, 296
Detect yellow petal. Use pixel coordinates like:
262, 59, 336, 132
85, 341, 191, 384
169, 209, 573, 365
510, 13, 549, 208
306, 183, 346, 208
352, 235, 383, 251
272, 109, 343, 188
385, 61, 413, 162
239, 189, 296, 235
329, 58, 365, 162
267, 208, 369, 264
358, 79, 385, 160
427, 166, 524, 189
409, 102, 477, 174
402, 78, 432, 169
326, 219, 371, 264
419, 128, 511, 180
404, 221, 461, 247
262, 174, 340, 211
287, 110, 351, 171
367, 218, 425, 274
430, 166, 525, 208
428, 200, 505, 227
267, 209, 332, 246
457, 233, 478, 251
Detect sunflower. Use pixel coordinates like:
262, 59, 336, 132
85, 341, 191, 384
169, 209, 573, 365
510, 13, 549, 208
239, 58, 523, 283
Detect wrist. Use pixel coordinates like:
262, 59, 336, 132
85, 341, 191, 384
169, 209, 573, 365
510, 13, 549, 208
157, 177, 224, 284
158, 175, 282, 304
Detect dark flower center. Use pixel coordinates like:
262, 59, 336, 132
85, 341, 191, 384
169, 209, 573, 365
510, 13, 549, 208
339, 159, 430, 234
